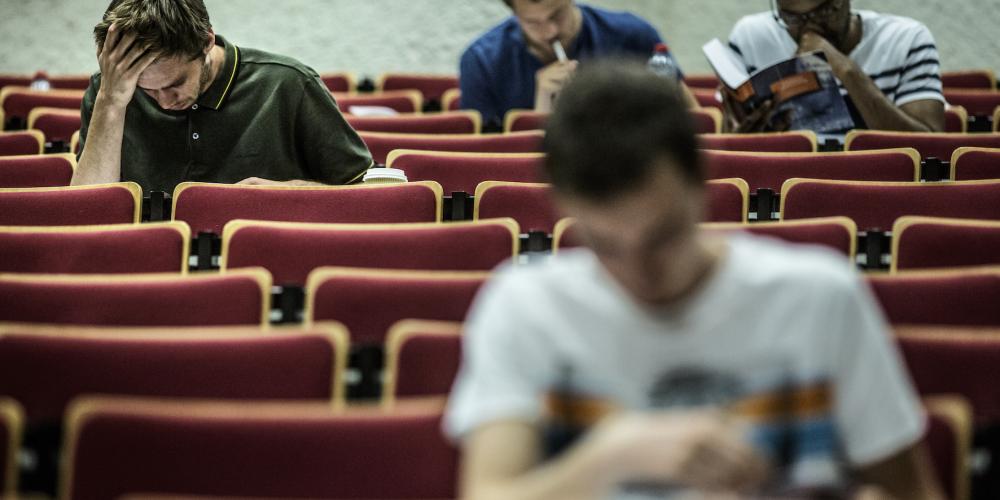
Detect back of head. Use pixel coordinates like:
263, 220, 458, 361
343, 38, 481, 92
543, 59, 702, 202
93, 0, 212, 60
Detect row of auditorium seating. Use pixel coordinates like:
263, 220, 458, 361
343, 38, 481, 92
3, 211, 998, 280
0, 315, 989, 497
2, 263, 998, 331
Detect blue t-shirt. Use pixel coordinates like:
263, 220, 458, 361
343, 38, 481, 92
460, 4, 676, 127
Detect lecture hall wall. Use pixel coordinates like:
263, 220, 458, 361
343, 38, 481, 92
1, 0, 998, 80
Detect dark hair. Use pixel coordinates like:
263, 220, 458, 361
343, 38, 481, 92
502, 0, 544, 9
93, 0, 212, 59
543, 59, 703, 201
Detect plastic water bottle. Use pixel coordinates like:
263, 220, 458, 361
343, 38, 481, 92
647, 43, 680, 81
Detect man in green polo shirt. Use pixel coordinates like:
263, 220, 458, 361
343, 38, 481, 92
73, 0, 373, 194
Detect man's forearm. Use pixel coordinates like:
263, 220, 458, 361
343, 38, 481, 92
72, 94, 127, 185
835, 64, 937, 132
463, 432, 616, 500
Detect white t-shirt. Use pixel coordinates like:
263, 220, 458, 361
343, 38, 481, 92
728, 10, 945, 128
445, 234, 924, 496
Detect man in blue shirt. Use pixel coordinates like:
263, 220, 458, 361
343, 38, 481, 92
460, 0, 695, 129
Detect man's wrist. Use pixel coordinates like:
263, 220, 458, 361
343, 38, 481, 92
95, 90, 131, 112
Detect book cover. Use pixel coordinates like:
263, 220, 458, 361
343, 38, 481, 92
703, 38, 855, 134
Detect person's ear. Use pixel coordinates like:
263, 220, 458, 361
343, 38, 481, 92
203, 29, 216, 57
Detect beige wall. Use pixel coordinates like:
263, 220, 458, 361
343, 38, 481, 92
1, 0, 997, 79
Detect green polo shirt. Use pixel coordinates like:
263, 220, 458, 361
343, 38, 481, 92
79, 35, 373, 194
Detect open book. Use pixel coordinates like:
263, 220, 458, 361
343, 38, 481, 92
702, 38, 854, 134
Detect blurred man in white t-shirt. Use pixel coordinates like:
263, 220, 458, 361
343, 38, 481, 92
444, 60, 944, 499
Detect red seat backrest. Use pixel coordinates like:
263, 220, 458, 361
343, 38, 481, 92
0, 327, 343, 423
475, 181, 558, 234
387, 150, 544, 194
703, 149, 918, 193
172, 182, 442, 235
700, 132, 817, 153
360, 130, 544, 165
307, 268, 486, 345
223, 219, 518, 286
66, 399, 457, 500
0, 183, 141, 226
866, 269, 1000, 327
0, 222, 188, 274
0, 269, 270, 327
781, 179, 1000, 231
846, 131, 1000, 161
0, 154, 74, 188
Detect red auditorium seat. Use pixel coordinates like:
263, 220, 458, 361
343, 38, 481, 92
359, 130, 544, 165
691, 88, 722, 110
892, 216, 1000, 271
530, 179, 749, 231
703, 217, 858, 260
172, 181, 443, 235
706, 178, 749, 222
0, 130, 44, 156
0, 397, 22, 495
0, 87, 84, 128
691, 108, 723, 134
504, 109, 547, 133
845, 130, 1000, 161
780, 179, 1000, 231
474, 181, 558, 234
897, 326, 1000, 426
384, 320, 463, 401
305, 267, 487, 345
0, 324, 348, 424
944, 89, 1000, 117
684, 74, 721, 89
921, 396, 973, 500
332, 90, 422, 114
345, 111, 480, 134
0, 221, 189, 274
222, 219, 519, 285
0, 182, 141, 226
942, 69, 996, 90
552, 217, 580, 253
0, 268, 271, 327
0, 75, 33, 90
442, 88, 461, 112
0, 153, 75, 188
63, 398, 457, 500
378, 73, 459, 103
699, 131, 818, 153
950, 147, 1000, 180
386, 150, 544, 194
505, 109, 720, 134
866, 268, 1000, 326
945, 106, 968, 133
27, 107, 80, 145
320, 72, 356, 93
703, 148, 919, 193
46, 75, 92, 91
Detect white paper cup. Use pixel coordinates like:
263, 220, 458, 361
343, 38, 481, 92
363, 167, 408, 184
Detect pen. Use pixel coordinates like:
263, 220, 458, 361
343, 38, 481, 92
552, 39, 568, 63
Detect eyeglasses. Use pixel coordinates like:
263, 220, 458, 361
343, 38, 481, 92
771, 0, 844, 28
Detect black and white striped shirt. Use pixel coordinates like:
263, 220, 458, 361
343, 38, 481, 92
728, 10, 945, 129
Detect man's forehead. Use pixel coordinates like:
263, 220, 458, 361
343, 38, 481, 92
778, 0, 833, 12
136, 56, 192, 88
515, 0, 571, 18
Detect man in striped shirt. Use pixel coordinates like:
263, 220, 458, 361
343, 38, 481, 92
725, 0, 945, 133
